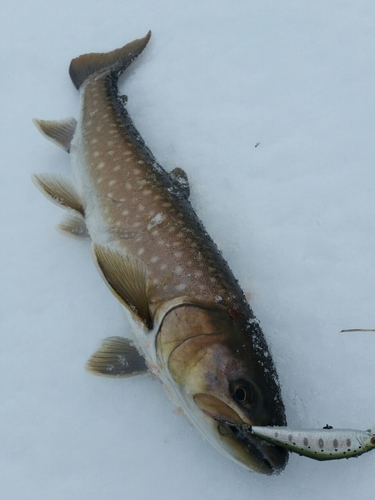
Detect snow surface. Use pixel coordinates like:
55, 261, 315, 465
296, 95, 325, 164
1, 1, 374, 499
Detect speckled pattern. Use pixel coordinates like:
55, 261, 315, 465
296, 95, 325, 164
76, 73, 249, 317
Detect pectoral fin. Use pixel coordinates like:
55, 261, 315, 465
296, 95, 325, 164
33, 117, 77, 152
56, 213, 90, 239
92, 244, 152, 328
32, 174, 84, 215
86, 336, 148, 377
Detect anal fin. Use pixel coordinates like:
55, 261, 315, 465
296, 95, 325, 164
33, 117, 77, 152
92, 243, 152, 328
86, 336, 148, 377
56, 213, 90, 239
32, 173, 84, 215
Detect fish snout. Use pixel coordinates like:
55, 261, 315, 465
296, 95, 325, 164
194, 393, 288, 474
228, 423, 289, 474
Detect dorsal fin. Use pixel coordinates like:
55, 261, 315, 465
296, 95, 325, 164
69, 31, 151, 90
170, 167, 190, 198
92, 243, 152, 328
32, 174, 84, 215
86, 336, 148, 377
33, 117, 77, 152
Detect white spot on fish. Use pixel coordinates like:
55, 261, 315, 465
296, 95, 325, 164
93, 151, 100, 158
150, 256, 159, 263
147, 213, 163, 231
108, 150, 115, 155
160, 264, 167, 271
138, 204, 145, 211
138, 160, 144, 165
152, 278, 160, 285
176, 284, 187, 291
97, 161, 105, 169
113, 165, 121, 171
133, 169, 141, 175
97, 177, 103, 184
107, 140, 114, 146
122, 210, 129, 216
126, 183, 132, 190
138, 248, 144, 256
96, 126, 102, 132
175, 266, 183, 275
174, 251, 183, 258
133, 222, 141, 228
194, 270, 203, 278
108, 180, 116, 186
91, 138, 98, 144
124, 151, 133, 156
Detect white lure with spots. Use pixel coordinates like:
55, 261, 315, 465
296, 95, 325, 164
249, 425, 375, 461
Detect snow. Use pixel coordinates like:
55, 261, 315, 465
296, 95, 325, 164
1, 1, 374, 498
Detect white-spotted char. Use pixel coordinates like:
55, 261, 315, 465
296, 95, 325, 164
33, 32, 289, 474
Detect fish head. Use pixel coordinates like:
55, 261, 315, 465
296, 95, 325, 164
157, 305, 288, 474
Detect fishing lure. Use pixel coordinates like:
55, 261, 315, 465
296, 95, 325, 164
216, 419, 375, 461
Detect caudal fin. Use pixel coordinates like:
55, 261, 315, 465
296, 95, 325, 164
69, 31, 151, 90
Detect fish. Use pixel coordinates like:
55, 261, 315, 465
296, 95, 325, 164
32, 32, 288, 474
216, 420, 375, 461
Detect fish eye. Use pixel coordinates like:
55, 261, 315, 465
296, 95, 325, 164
234, 386, 248, 403
231, 380, 256, 405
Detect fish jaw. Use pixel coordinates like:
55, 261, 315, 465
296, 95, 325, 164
193, 394, 288, 474
156, 305, 288, 474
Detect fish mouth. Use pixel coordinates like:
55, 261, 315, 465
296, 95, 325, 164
217, 419, 288, 474
194, 393, 288, 474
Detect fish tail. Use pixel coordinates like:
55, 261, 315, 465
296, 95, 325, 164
69, 31, 151, 90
